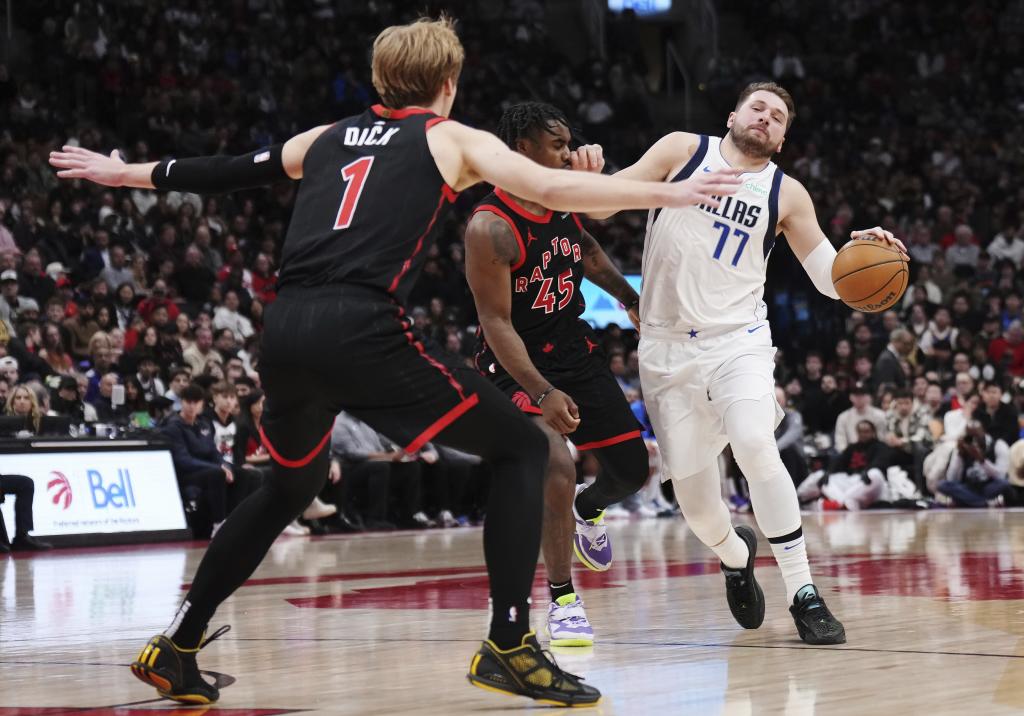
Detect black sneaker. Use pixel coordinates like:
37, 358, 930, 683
467, 631, 601, 707
721, 525, 765, 629
789, 585, 846, 644
11, 534, 51, 551
130, 625, 230, 704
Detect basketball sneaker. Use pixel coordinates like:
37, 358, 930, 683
721, 525, 765, 629
467, 631, 601, 706
546, 593, 594, 647
129, 625, 230, 704
572, 485, 611, 572
789, 584, 846, 645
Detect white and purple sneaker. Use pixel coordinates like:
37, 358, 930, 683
546, 593, 594, 647
572, 485, 612, 572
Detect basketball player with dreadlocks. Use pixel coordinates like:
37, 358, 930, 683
51, 18, 742, 708
465, 102, 650, 647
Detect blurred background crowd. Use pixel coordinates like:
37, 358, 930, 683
0, 0, 1022, 540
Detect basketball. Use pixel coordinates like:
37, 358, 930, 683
830, 239, 909, 313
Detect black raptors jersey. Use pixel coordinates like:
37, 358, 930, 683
278, 105, 458, 303
473, 188, 589, 366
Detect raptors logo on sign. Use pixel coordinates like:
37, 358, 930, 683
47, 471, 72, 510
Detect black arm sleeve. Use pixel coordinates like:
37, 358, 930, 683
151, 144, 289, 194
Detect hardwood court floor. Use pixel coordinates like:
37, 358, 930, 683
3, 510, 1024, 715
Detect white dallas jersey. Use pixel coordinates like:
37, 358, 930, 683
641, 135, 784, 334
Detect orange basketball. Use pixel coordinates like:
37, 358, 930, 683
831, 239, 908, 313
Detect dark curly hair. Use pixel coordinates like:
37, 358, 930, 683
496, 101, 571, 150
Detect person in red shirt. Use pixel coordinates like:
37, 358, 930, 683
988, 320, 1024, 377
250, 253, 277, 304
135, 279, 180, 324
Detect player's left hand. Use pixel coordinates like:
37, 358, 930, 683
850, 227, 909, 258
570, 144, 605, 174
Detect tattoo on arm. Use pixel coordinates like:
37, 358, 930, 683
487, 217, 521, 266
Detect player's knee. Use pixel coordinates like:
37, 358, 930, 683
498, 416, 549, 474
601, 439, 650, 491
267, 454, 331, 514
729, 429, 782, 481
547, 443, 576, 488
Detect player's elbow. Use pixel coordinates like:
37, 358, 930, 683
534, 173, 579, 212
478, 311, 513, 334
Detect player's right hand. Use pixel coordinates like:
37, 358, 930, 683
570, 144, 605, 173
541, 389, 581, 435
49, 145, 127, 186
672, 169, 742, 208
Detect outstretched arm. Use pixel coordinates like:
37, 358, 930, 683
464, 211, 580, 435
778, 176, 908, 300
579, 228, 640, 329
428, 121, 740, 214
49, 124, 331, 191
584, 132, 701, 220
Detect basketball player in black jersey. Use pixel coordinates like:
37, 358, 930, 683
50, 17, 741, 708
466, 102, 650, 647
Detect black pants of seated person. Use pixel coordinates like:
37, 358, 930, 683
178, 468, 228, 525
388, 461, 425, 527
324, 459, 391, 526
420, 459, 470, 517
0, 474, 36, 543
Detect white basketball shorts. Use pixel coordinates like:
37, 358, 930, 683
638, 321, 783, 480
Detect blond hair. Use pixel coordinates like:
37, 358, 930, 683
736, 81, 796, 128
7, 384, 41, 433
372, 16, 464, 109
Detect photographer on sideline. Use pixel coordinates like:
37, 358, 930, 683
936, 420, 1011, 507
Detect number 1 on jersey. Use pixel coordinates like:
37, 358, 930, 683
334, 156, 374, 231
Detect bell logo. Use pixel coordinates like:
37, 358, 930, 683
47, 471, 72, 510
89, 469, 136, 509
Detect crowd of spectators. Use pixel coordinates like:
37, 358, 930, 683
0, 0, 1022, 538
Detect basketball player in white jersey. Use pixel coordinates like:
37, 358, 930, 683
586, 82, 907, 644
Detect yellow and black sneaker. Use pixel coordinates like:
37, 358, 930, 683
467, 631, 601, 707
129, 625, 231, 704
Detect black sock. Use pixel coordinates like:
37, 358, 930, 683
488, 599, 531, 650
549, 580, 575, 602
574, 488, 603, 522
575, 439, 650, 520
166, 600, 204, 649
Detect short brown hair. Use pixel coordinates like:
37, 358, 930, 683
372, 16, 465, 109
210, 381, 236, 398
736, 82, 796, 128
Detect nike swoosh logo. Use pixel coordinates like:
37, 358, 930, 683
702, 166, 712, 172
747, 324, 766, 334
166, 159, 176, 176
560, 212, 570, 219
784, 540, 804, 551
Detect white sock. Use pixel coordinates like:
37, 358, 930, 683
764, 526, 812, 602
713, 526, 750, 570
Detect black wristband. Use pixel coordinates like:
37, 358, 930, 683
151, 144, 287, 194
535, 387, 556, 406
